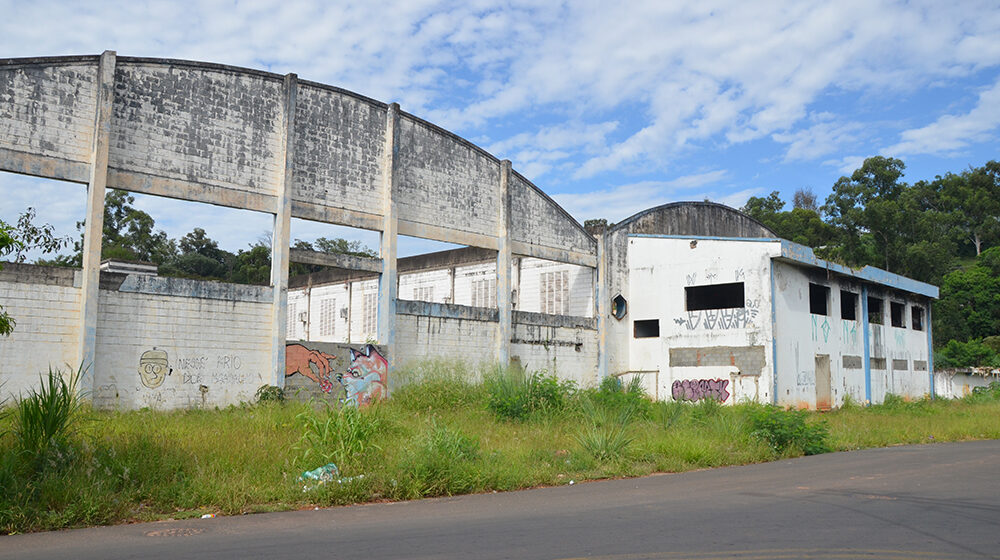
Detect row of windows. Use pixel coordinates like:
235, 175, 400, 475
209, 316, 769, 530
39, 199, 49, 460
810, 283, 924, 331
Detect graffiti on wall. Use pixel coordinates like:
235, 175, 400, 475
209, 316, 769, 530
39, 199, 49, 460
138, 348, 172, 389
672, 378, 730, 402
843, 322, 858, 349
674, 299, 760, 331
811, 315, 831, 343
284, 342, 388, 407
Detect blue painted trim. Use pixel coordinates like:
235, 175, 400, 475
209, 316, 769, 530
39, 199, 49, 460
862, 285, 872, 404
626, 235, 939, 298
770, 263, 779, 405
927, 301, 935, 399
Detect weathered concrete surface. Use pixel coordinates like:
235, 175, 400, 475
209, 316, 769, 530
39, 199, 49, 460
5, 441, 999, 560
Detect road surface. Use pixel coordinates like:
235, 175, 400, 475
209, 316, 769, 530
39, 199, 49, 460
5, 440, 999, 559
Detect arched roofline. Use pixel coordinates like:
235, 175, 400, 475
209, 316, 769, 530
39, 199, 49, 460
610, 200, 778, 237
0, 53, 594, 246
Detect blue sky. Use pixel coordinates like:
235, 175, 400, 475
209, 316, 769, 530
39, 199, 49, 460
2, 0, 999, 259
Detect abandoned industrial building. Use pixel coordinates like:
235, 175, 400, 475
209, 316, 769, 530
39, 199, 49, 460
0, 52, 938, 411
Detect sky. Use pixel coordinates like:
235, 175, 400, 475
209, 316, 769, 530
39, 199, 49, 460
2, 0, 999, 260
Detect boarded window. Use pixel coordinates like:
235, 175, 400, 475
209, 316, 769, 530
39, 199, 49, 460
686, 282, 745, 311
867, 296, 884, 324
413, 286, 434, 302
841, 290, 858, 321
633, 319, 659, 338
363, 293, 377, 337
471, 278, 496, 308
809, 283, 829, 315
890, 301, 905, 328
319, 298, 336, 337
912, 305, 925, 331
870, 357, 886, 370
287, 302, 298, 339
541, 270, 569, 315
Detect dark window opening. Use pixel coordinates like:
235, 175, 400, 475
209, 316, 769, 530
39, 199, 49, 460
840, 290, 858, 321
686, 282, 745, 311
809, 283, 829, 315
867, 296, 884, 324
912, 306, 925, 331
633, 319, 660, 338
890, 301, 905, 328
612, 294, 628, 320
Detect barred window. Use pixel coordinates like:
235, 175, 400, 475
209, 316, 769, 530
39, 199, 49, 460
413, 286, 434, 302
319, 298, 336, 337
363, 293, 377, 337
472, 278, 496, 308
541, 270, 569, 315
287, 302, 298, 339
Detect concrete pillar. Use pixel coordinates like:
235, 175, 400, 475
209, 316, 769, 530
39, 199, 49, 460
377, 103, 400, 361
926, 299, 935, 398
76, 50, 116, 394
269, 73, 297, 387
596, 231, 608, 379
496, 160, 513, 365
861, 285, 872, 404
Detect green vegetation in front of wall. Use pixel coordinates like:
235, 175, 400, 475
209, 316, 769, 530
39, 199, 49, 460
2, 362, 1000, 534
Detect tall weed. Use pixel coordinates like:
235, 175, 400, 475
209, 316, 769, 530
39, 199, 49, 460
12, 366, 83, 470
485, 367, 574, 421
397, 422, 481, 497
748, 405, 830, 456
293, 402, 384, 473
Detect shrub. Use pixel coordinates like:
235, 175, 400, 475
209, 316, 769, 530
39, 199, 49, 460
484, 368, 574, 421
11, 366, 83, 470
584, 375, 651, 419
575, 399, 637, 463
968, 381, 1000, 402
254, 385, 285, 404
748, 405, 830, 456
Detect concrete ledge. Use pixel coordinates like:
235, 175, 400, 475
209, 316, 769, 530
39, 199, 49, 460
114, 274, 272, 303
0, 262, 77, 287
396, 299, 498, 322
513, 310, 596, 330
289, 248, 382, 273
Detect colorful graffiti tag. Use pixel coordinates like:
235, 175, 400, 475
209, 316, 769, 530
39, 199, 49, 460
341, 344, 389, 407
284, 342, 388, 407
672, 378, 730, 402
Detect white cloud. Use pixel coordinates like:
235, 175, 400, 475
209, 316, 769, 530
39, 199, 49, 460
773, 116, 863, 162
822, 155, 867, 175
883, 78, 1000, 156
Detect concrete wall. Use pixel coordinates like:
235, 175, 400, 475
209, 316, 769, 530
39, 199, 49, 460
0, 264, 81, 399
624, 237, 777, 404
772, 260, 932, 407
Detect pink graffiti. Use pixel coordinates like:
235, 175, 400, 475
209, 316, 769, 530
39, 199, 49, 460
340, 344, 389, 408
672, 378, 730, 402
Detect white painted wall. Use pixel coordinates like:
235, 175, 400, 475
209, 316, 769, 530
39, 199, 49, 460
625, 237, 778, 404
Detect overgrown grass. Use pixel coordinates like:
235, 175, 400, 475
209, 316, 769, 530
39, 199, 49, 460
2, 365, 1000, 534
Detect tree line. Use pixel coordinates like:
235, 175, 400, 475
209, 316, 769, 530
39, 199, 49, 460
741, 156, 1000, 368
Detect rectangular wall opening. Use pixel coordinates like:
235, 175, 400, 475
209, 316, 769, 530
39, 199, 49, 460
840, 290, 858, 321
809, 283, 829, 315
518, 257, 594, 317
912, 305, 925, 331
686, 282, 745, 311
867, 296, 884, 324
633, 319, 660, 338
396, 235, 476, 307
890, 301, 905, 328
0, 173, 85, 266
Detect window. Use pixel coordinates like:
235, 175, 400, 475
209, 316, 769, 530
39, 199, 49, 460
890, 301, 905, 328
867, 296, 883, 324
633, 319, 659, 338
809, 283, 829, 315
840, 290, 858, 321
541, 270, 569, 315
319, 298, 336, 337
471, 278, 496, 308
287, 302, 298, 339
363, 293, 377, 337
686, 282, 745, 311
912, 305, 925, 331
413, 286, 434, 302
612, 294, 627, 320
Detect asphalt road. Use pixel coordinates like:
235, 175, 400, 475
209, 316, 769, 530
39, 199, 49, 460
5, 440, 1000, 560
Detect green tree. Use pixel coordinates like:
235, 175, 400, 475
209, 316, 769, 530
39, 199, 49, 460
229, 242, 272, 285
933, 246, 1000, 345
160, 227, 234, 280
67, 189, 177, 265
741, 191, 785, 224
937, 161, 1000, 256
0, 220, 24, 335
8, 207, 72, 263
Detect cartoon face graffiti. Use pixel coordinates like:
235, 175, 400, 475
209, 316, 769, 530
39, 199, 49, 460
138, 348, 171, 389
340, 344, 389, 408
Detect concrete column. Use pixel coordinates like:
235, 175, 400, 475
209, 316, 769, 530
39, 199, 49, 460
496, 160, 513, 365
269, 73, 297, 387
926, 299, 935, 398
861, 286, 872, 404
377, 103, 400, 360
76, 50, 116, 394
596, 231, 608, 379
